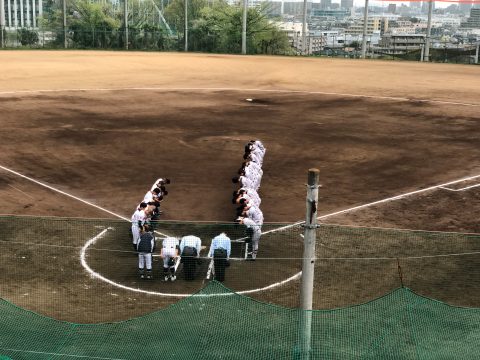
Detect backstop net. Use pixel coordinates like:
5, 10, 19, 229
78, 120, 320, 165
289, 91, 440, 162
0, 215, 479, 358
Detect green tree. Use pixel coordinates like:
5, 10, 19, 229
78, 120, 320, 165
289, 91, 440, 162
17, 28, 39, 46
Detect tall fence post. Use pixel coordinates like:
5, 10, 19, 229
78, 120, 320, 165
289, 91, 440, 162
124, 0, 128, 50
241, 0, 247, 54
361, 0, 369, 59
299, 168, 320, 360
63, 0, 67, 49
0, 0, 5, 48
475, 43, 479, 64
424, 0, 433, 62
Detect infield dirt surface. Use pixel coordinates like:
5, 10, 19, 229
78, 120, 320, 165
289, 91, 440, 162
0, 52, 479, 322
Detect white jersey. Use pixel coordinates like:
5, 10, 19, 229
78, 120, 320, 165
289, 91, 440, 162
131, 209, 147, 226
239, 187, 261, 206
162, 237, 179, 257
248, 152, 263, 166
143, 191, 155, 204
253, 141, 265, 155
239, 176, 257, 190
246, 161, 263, 175
246, 205, 263, 225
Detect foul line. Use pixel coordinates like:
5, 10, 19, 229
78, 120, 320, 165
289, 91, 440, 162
0, 86, 479, 107
0, 165, 129, 221
81, 173, 480, 297
440, 183, 480, 192
0, 164, 169, 237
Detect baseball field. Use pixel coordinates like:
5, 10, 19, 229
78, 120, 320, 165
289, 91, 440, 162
0, 51, 479, 323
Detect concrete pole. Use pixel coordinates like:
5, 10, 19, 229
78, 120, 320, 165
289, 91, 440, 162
26, 0, 30, 27
184, 0, 188, 51
20, 0, 24, 27
301, 0, 307, 55
361, 0, 369, 58
241, 0, 247, 54
424, 0, 433, 62
13, 0, 17, 28
299, 168, 320, 360
124, 0, 128, 50
38, 0, 42, 17
8, 0, 12, 29
0, 0, 5, 47
63, 0, 67, 48
475, 43, 479, 64
32, 0, 36, 28
420, 44, 424, 62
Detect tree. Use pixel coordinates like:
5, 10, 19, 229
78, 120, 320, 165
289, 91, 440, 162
17, 28, 39, 46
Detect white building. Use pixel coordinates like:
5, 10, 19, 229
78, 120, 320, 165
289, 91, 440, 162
1, 0, 43, 29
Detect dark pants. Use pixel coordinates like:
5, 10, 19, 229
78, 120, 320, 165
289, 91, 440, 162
213, 248, 227, 282
182, 246, 197, 281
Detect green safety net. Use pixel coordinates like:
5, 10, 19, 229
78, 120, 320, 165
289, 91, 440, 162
0, 281, 479, 360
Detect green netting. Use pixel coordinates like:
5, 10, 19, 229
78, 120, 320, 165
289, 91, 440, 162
0, 282, 479, 359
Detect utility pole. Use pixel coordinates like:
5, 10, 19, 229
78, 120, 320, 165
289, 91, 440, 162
299, 168, 320, 360
0, 0, 5, 48
361, 0, 369, 58
301, 0, 308, 55
241, 0, 247, 54
184, 0, 188, 51
124, 0, 128, 50
63, 0, 67, 49
475, 43, 479, 64
424, 0, 433, 62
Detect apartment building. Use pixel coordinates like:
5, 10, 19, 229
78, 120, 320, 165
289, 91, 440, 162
1, 0, 43, 28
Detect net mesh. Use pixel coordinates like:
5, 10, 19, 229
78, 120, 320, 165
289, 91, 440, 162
0, 215, 479, 358
0, 282, 479, 359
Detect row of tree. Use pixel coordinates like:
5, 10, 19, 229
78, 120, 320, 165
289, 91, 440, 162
21, 0, 292, 54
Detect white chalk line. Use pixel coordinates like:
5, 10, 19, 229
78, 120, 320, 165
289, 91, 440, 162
0, 165, 129, 221
440, 183, 480, 192
82, 172, 480, 297
0, 86, 479, 107
0, 164, 169, 237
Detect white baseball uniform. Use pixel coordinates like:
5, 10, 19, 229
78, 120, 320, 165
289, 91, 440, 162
131, 208, 147, 245
243, 217, 261, 254
246, 205, 264, 225
161, 237, 179, 268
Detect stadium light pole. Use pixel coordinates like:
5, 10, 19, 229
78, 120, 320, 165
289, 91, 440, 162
241, 0, 247, 54
185, 0, 188, 51
124, 0, 128, 50
301, 0, 307, 55
63, 0, 67, 49
299, 168, 320, 360
424, 0, 433, 62
361, 0, 369, 58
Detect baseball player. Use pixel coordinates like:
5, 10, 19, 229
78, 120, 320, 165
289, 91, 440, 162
161, 237, 180, 282
236, 216, 261, 260
179, 235, 202, 281
236, 188, 261, 207
232, 175, 258, 191
131, 202, 148, 250
238, 167, 261, 189
143, 188, 162, 204
137, 224, 156, 279
152, 178, 171, 190
208, 233, 231, 282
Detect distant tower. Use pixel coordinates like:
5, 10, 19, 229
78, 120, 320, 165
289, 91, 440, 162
340, 0, 354, 10
320, 0, 332, 10
387, 3, 396, 13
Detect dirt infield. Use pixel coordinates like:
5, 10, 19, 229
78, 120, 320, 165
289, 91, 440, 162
0, 51, 479, 322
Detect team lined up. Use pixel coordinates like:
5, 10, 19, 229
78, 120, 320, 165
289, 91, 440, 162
131, 178, 170, 280
232, 140, 265, 260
